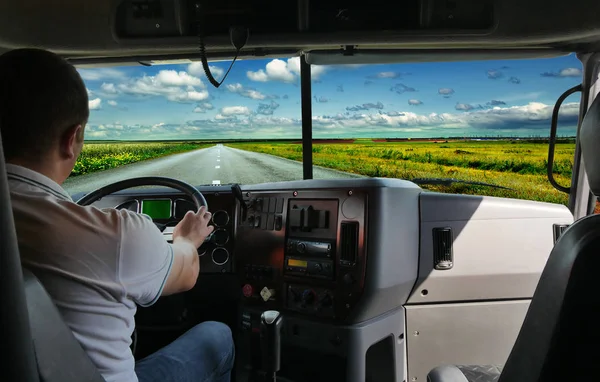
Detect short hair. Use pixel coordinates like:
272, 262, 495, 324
0, 48, 89, 161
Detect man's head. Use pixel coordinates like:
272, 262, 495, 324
0, 48, 89, 183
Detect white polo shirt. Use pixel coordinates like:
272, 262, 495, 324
7, 164, 174, 382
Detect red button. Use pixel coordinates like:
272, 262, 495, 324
243, 284, 253, 297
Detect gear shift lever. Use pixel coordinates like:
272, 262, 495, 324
260, 310, 283, 382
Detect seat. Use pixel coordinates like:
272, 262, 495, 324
428, 93, 600, 382
0, 125, 105, 380
23, 267, 106, 382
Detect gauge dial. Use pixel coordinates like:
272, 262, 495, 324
213, 229, 229, 246
115, 200, 139, 212
212, 210, 229, 227
212, 248, 229, 265
174, 199, 196, 219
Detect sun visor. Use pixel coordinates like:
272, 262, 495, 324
304, 49, 569, 66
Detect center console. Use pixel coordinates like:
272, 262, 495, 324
234, 187, 369, 381
235, 188, 368, 324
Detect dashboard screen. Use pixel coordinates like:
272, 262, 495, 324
288, 259, 308, 268
141, 199, 172, 219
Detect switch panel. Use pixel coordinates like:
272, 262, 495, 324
286, 283, 335, 318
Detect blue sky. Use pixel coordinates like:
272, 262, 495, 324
79, 53, 584, 140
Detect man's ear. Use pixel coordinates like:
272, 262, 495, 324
59, 124, 83, 160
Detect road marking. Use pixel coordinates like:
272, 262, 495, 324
212, 180, 221, 185
217, 159, 220, 162
215, 165, 220, 169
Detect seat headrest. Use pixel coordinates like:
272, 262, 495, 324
580, 94, 600, 196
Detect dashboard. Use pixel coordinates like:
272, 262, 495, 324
84, 178, 574, 382
85, 178, 574, 323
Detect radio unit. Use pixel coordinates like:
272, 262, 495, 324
286, 239, 333, 257
285, 257, 334, 279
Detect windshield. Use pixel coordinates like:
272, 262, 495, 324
64, 55, 582, 206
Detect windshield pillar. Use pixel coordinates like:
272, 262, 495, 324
300, 54, 313, 179
570, 52, 600, 218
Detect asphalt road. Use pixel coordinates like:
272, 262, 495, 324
62, 145, 364, 194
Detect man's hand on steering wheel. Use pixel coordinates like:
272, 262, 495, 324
173, 206, 215, 249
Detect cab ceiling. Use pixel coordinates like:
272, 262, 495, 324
0, 0, 599, 64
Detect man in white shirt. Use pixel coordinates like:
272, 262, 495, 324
0, 48, 234, 382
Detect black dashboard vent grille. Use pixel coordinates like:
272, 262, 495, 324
553, 223, 570, 244
433, 227, 453, 270
340, 221, 359, 265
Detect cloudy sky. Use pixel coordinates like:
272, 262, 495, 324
79, 53, 584, 140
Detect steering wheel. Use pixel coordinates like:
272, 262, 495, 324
76, 176, 208, 225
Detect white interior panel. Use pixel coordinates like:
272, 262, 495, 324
405, 300, 530, 382
408, 193, 573, 303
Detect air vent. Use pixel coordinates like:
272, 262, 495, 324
432, 227, 453, 270
340, 221, 359, 265
553, 224, 570, 244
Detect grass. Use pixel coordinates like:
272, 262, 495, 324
71, 139, 578, 207
226, 140, 575, 205
71, 142, 210, 176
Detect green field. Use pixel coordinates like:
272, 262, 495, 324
72, 139, 575, 206
72, 142, 211, 176
226, 140, 575, 205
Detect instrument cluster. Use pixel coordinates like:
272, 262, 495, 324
115, 191, 236, 273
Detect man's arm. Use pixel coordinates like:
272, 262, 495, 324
117, 206, 214, 306
161, 206, 214, 295
162, 238, 199, 295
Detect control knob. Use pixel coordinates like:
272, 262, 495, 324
288, 287, 301, 302
296, 242, 306, 253
319, 293, 333, 307
301, 289, 316, 305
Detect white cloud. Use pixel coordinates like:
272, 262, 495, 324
193, 102, 214, 113
369, 71, 402, 79
117, 71, 208, 103
107, 100, 118, 107
166, 89, 209, 102
78, 68, 127, 81
187, 62, 225, 79
541, 67, 583, 78
266, 59, 296, 82
247, 70, 269, 82
221, 106, 251, 116
245, 89, 266, 100
87, 130, 110, 138
100, 83, 118, 94
559, 68, 582, 77
312, 102, 580, 131
155, 70, 204, 88
225, 83, 266, 100
89, 98, 102, 110
246, 57, 327, 83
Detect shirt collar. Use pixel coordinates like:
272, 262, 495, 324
6, 164, 72, 201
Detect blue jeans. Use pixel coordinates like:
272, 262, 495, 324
135, 321, 235, 382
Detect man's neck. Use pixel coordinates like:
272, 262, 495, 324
8, 158, 66, 185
